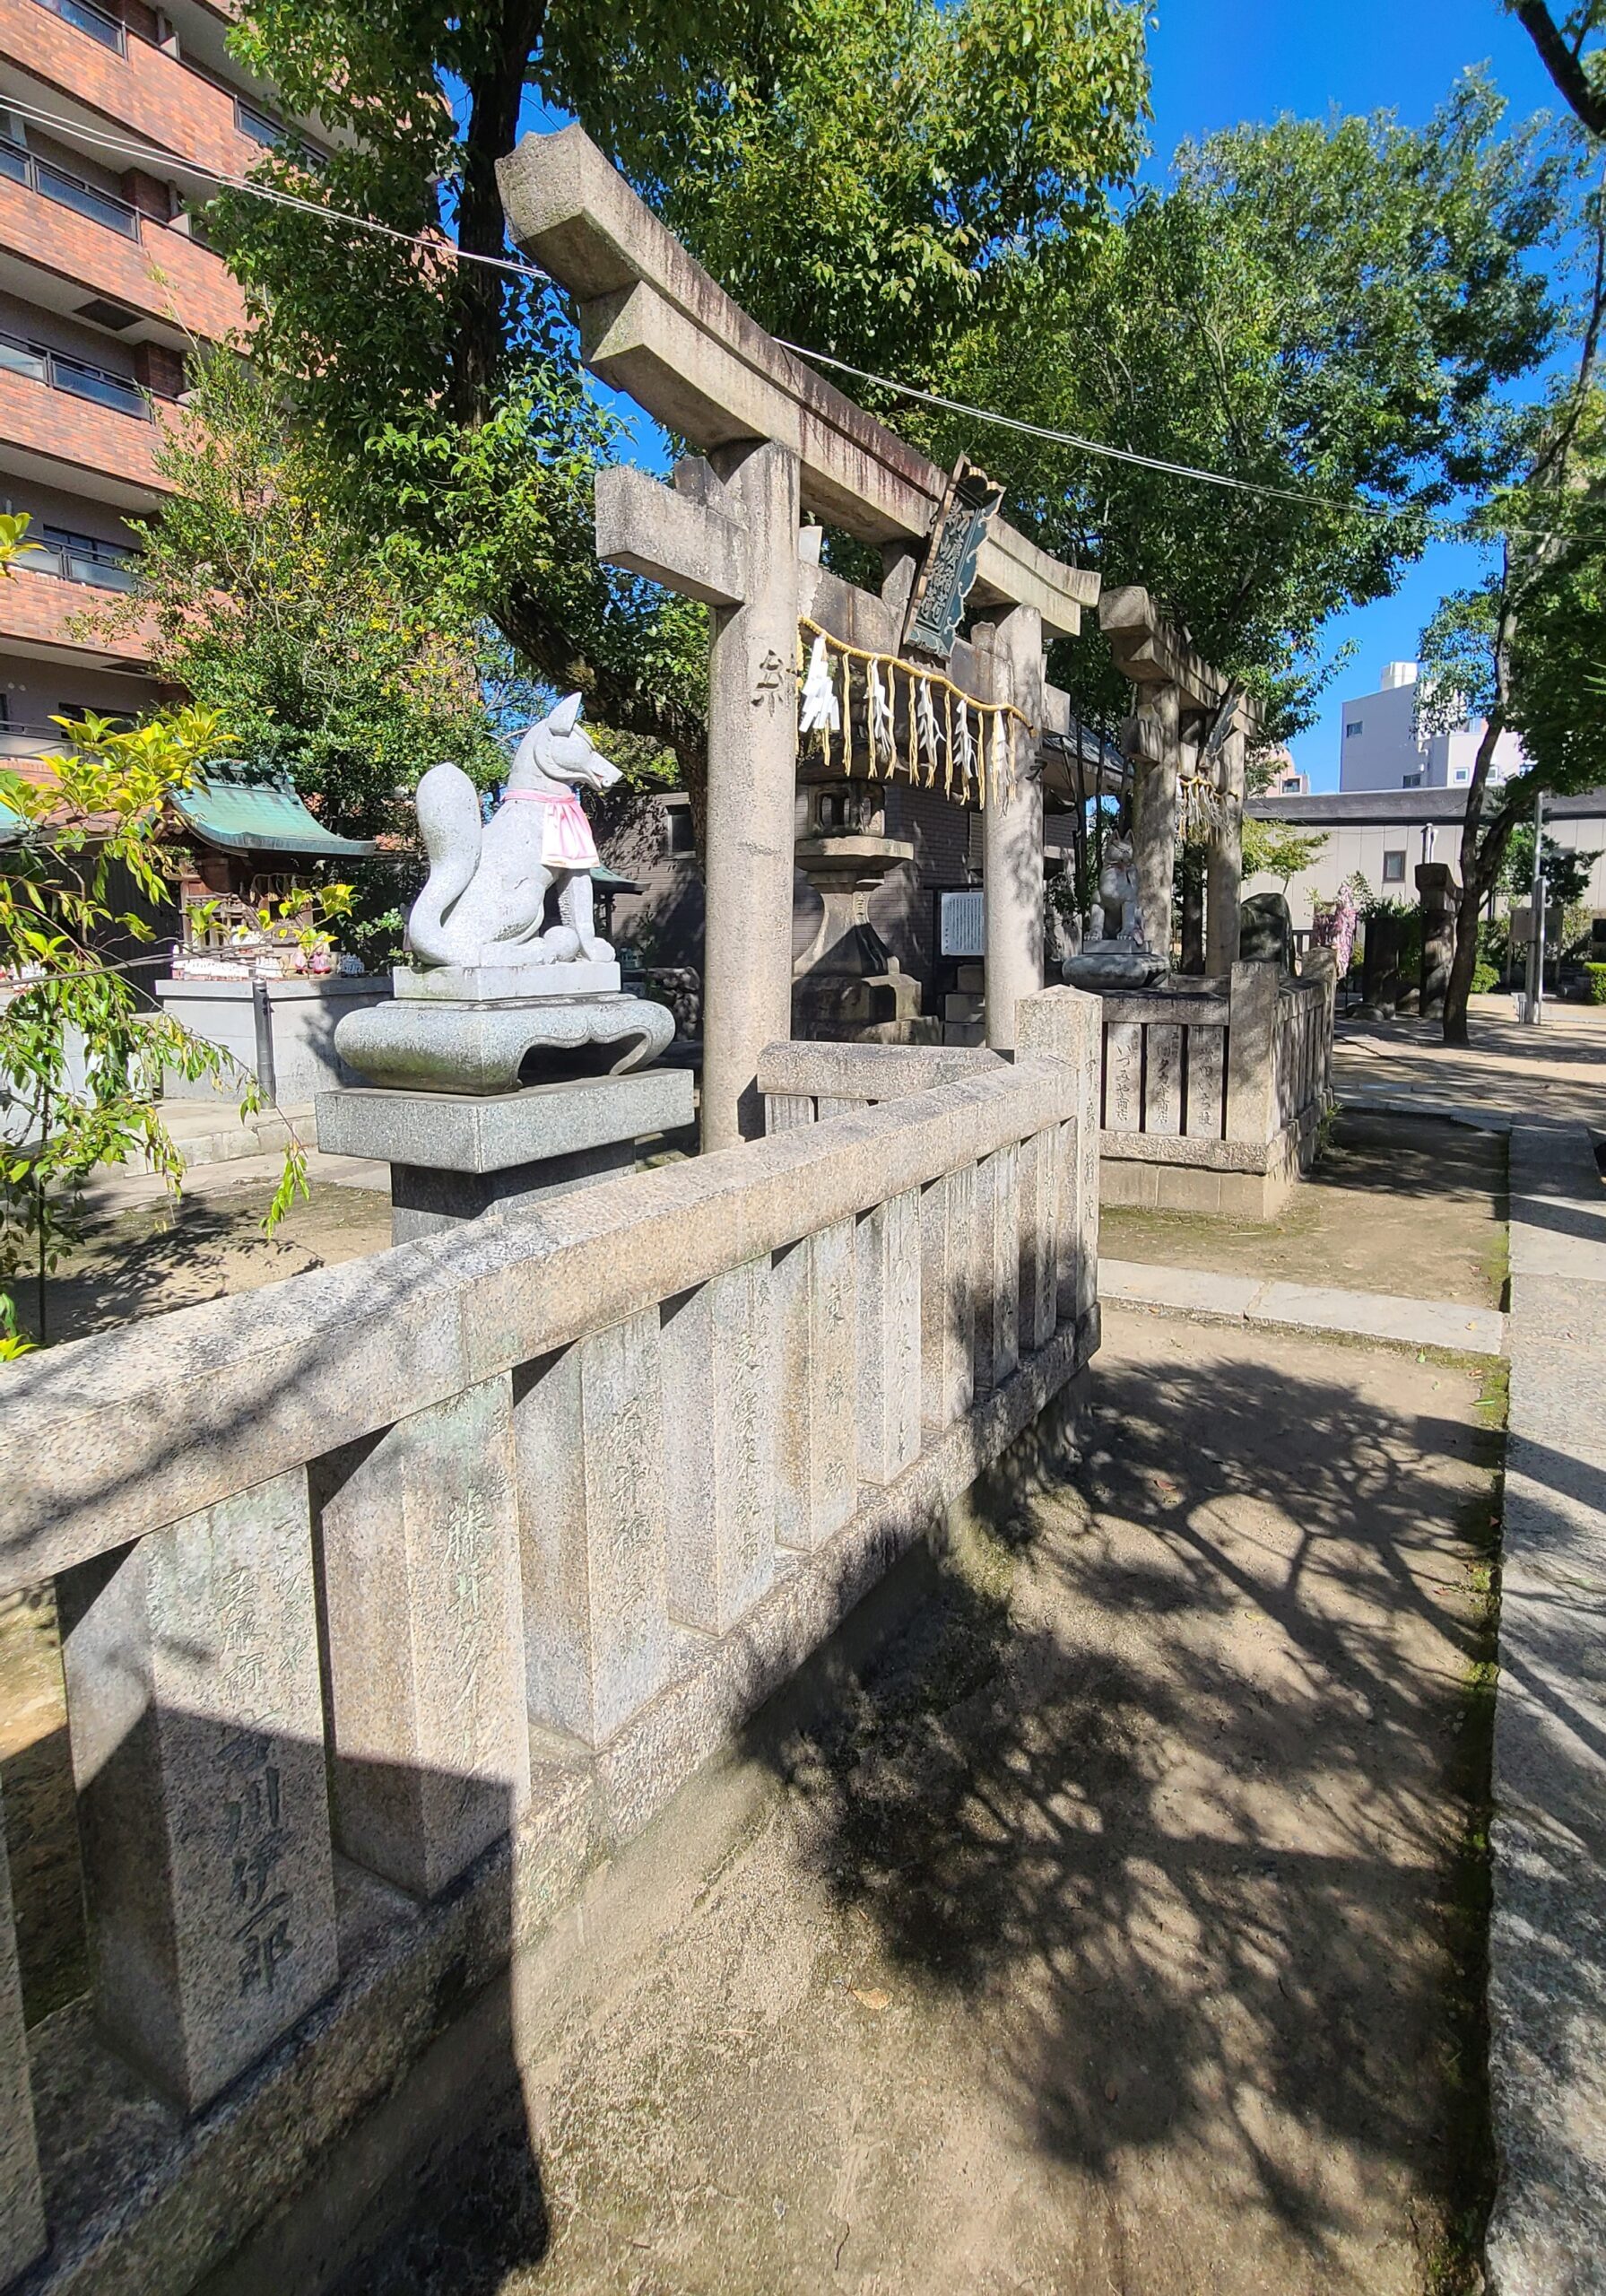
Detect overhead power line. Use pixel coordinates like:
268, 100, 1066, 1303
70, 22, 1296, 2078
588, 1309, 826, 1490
5, 91, 1602, 550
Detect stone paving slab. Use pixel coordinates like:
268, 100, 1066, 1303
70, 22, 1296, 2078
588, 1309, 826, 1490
1487, 1121, 1606, 2296
1099, 1258, 1506, 1357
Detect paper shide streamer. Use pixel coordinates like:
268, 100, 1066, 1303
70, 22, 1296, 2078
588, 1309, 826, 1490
794, 619, 1029, 808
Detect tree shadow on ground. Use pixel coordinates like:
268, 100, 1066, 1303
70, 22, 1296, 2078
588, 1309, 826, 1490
760, 1335, 1500, 2273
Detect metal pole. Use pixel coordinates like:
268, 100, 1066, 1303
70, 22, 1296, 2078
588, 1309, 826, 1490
251, 978, 278, 1104
1524, 787, 1545, 1026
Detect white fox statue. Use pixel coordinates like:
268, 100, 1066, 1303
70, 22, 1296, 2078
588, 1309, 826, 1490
406, 693, 622, 972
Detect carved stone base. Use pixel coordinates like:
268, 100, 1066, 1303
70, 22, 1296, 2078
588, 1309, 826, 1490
395, 960, 621, 1002
1063, 949, 1166, 990
332, 991, 675, 1095
315, 1068, 695, 1240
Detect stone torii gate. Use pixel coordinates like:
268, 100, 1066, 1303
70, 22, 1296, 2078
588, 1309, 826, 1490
1099, 585, 1250, 977
498, 126, 1100, 1150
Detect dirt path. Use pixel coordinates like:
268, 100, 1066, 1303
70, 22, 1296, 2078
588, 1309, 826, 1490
367, 1309, 1500, 2296
1101, 1109, 1507, 1309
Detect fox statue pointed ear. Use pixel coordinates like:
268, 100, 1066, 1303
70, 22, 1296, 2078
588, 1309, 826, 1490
548, 692, 584, 738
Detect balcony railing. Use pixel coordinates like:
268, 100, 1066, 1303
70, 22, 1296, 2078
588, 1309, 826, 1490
27, 0, 126, 51
0, 329, 152, 421
0, 135, 141, 239
232, 93, 328, 171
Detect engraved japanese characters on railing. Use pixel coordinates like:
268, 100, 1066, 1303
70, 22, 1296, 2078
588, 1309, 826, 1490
0, 1001, 1100, 2293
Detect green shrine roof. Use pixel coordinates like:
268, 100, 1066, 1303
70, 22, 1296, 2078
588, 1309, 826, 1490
174, 760, 378, 858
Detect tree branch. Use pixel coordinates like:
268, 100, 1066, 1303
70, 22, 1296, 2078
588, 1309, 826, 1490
1512, 2, 1606, 135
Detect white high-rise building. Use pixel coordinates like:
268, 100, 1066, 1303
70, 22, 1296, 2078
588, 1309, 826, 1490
1337, 661, 1527, 794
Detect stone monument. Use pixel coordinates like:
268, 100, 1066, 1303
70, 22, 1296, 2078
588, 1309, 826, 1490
1416, 860, 1458, 1022
1238, 890, 1295, 971
317, 696, 690, 1237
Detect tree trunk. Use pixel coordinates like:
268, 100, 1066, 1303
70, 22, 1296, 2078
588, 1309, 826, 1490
1443, 713, 1521, 1044
450, 0, 548, 426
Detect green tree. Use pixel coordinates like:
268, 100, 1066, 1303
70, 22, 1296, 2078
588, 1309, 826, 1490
198, 0, 1152, 827
920, 79, 1565, 733
0, 530, 307, 1349
104, 351, 505, 845
1241, 820, 1330, 891
1502, 822, 1601, 902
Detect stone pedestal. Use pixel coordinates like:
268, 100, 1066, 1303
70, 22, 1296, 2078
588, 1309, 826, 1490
317, 1067, 694, 1241
331, 963, 674, 1096
791, 830, 930, 1043
1417, 861, 1458, 1021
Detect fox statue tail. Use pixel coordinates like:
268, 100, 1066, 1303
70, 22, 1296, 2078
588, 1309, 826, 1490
404, 761, 482, 967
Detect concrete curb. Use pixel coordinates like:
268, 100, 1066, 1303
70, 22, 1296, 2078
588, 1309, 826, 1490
1099, 1257, 1507, 1359
1486, 1122, 1606, 2296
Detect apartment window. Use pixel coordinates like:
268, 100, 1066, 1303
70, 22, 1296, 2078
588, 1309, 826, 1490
235, 98, 288, 149
1402, 772, 1422, 788
28, 0, 126, 53
664, 804, 696, 859
0, 329, 150, 420
39, 526, 142, 590
1453, 768, 1469, 784
1345, 719, 1363, 736
1382, 850, 1406, 884
234, 96, 328, 170
0, 135, 141, 239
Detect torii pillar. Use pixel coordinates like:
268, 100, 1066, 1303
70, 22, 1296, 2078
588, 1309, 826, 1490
1205, 712, 1247, 977
1124, 682, 1182, 961
976, 608, 1046, 1052
595, 449, 801, 1152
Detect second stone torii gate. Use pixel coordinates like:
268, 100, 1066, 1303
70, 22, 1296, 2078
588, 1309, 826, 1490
498, 125, 1099, 1150
1099, 585, 1252, 977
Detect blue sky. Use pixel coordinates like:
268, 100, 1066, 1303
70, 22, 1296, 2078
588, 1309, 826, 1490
1146, 0, 1558, 785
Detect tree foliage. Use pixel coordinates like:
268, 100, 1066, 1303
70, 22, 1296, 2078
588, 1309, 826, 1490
205, 0, 1572, 857
107, 352, 505, 841
1241, 820, 1330, 890
204, 0, 1150, 802
0, 543, 307, 1351
916, 78, 1566, 731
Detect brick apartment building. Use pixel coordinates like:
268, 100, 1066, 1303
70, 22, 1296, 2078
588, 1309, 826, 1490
0, 0, 321, 761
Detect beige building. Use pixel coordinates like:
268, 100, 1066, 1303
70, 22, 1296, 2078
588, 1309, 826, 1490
1245, 786, 1606, 927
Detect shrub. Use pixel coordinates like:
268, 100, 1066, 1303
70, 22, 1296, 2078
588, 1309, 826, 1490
1584, 963, 1606, 1006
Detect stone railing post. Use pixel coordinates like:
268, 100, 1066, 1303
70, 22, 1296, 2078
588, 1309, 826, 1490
978, 606, 1046, 1053
855, 1189, 922, 1481
1299, 946, 1339, 1104
57, 1470, 339, 2112
515, 1312, 673, 1747
0, 1780, 44, 2286
1225, 961, 1280, 1145
775, 1221, 859, 1551
314, 1378, 530, 1900
662, 1258, 778, 1631
1016, 987, 1100, 1331
920, 1167, 976, 1431
973, 1143, 1021, 1394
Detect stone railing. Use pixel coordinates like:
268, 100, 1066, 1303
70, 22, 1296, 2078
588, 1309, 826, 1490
1092, 957, 1335, 1217
0, 987, 1098, 2295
